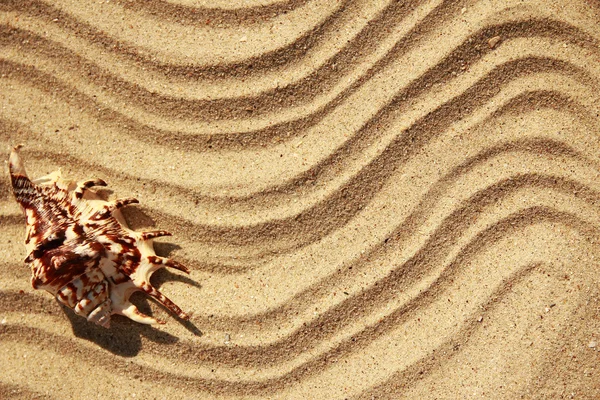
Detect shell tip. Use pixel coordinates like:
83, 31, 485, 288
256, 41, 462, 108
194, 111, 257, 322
9, 144, 27, 177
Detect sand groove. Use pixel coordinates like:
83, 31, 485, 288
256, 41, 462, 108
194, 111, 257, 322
1, 0, 599, 398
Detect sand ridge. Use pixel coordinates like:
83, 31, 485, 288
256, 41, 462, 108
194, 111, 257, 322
1, 0, 600, 398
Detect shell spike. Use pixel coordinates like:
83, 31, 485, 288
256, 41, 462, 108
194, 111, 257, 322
9, 144, 36, 207
73, 178, 107, 199
111, 197, 139, 209
148, 255, 190, 274
141, 282, 189, 320
140, 230, 172, 241
91, 197, 139, 220
9, 144, 27, 177
116, 303, 164, 325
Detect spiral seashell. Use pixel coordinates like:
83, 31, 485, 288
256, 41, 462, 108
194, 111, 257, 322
8, 145, 190, 328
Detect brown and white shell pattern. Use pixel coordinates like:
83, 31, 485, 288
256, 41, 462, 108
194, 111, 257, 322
8, 145, 190, 328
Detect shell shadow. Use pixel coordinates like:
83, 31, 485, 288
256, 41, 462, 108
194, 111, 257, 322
62, 301, 174, 357
63, 292, 202, 356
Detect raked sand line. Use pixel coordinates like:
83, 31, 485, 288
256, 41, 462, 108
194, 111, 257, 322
115, 0, 316, 27
1, 55, 597, 203
1, 215, 598, 397
1, 0, 348, 71
2, 78, 596, 310
1, 11, 597, 139
1, 65, 598, 266
2, 98, 599, 318
2, 102, 599, 289
2, 178, 600, 370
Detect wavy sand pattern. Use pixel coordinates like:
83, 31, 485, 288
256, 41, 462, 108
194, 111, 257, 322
1, 0, 600, 398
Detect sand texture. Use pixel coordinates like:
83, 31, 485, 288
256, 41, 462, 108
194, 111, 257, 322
1, 0, 600, 398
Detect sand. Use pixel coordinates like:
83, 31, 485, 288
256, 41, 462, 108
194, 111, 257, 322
1, 0, 600, 398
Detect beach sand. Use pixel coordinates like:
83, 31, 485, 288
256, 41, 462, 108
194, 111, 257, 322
1, 0, 600, 398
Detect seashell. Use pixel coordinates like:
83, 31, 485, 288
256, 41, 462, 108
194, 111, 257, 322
8, 145, 190, 327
